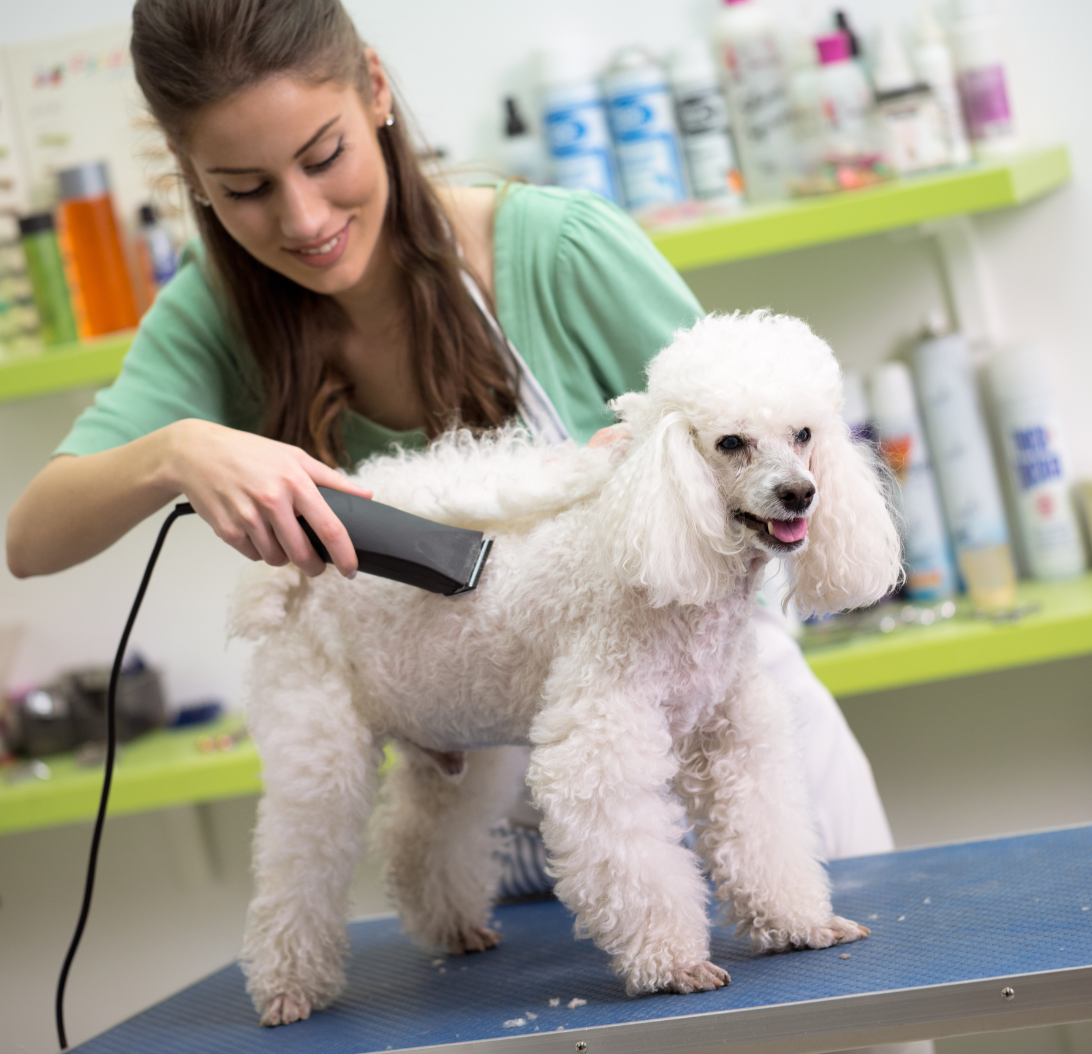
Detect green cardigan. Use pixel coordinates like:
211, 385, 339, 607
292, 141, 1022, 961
56, 183, 704, 462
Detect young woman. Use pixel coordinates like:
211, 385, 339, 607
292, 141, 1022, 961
7, 0, 898, 931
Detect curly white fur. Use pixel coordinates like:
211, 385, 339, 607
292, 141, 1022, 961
234, 311, 902, 1025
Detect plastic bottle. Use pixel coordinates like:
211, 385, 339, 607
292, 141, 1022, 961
871, 21, 951, 175
18, 213, 78, 346
914, 3, 973, 166
949, 0, 1018, 157
0, 221, 41, 354
603, 48, 689, 212
869, 363, 957, 600
539, 43, 622, 204
713, 0, 798, 202
841, 369, 876, 444
811, 32, 890, 191
668, 41, 744, 204
912, 329, 1018, 609
55, 161, 139, 338
501, 98, 550, 185
985, 347, 1085, 579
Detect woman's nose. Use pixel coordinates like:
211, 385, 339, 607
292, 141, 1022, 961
278, 173, 329, 241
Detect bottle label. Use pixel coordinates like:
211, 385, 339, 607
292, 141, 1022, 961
1010, 425, 1062, 490
605, 83, 688, 210
543, 97, 621, 203
957, 64, 1013, 141
675, 86, 729, 136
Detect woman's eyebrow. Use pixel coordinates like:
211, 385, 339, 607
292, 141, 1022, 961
206, 116, 342, 175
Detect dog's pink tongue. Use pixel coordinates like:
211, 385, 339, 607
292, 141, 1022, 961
771, 518, 808, 544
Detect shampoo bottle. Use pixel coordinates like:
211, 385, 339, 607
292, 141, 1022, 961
539, 43, 621, 204
985, 347, 1085, 579
869, 362, 957, 600
669, 41, 744, 204
713, 0, 798, 202
603, 48, 689, 212
912, 329, 1018, 609
950, 0, 1018, 157
914, 3, 973, 166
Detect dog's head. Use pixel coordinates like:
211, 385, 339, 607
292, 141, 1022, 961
597, 312, 902, 616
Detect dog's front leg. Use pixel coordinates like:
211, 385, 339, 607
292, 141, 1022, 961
677, 667, 869, 954
527, 675, 729, 996
241, 640, 379, 1026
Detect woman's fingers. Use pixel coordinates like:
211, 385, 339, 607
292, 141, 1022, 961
268, 506, 327, 578
294, 486, 359, 578
306, 458, 373, 500
588, 423, 630, 449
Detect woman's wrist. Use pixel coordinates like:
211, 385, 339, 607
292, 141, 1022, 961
148, 418, 202, 502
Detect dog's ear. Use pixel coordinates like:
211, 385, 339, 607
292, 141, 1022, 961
790, 419, 903, 617
598, 409, 731, 606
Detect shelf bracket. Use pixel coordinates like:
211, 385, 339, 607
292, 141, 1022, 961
921, 215, 1007, 348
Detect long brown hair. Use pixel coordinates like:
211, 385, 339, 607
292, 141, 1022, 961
130, 0, 518, 465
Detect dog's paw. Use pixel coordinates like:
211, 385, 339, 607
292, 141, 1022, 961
260, 992, 312, 1027
660, 960, 731, 994
446, 925, 502, 955
799, 916, 871, 950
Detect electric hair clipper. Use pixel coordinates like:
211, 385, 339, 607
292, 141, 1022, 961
299, 487, 492, 595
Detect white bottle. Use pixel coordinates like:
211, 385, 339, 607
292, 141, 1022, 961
668, 40, 744, 204
869, 363, 957, 600
539, 42, 622, 204
713, 0, 798, 202
949, 0, 1019, 157
871, 21, 951, 175
814, 31, 878, 165
985, 347, 1085, 579
912, 329, 1018, 609
603, 48, 689, 212
841, 369, 875, 443
914, 3, 973, 166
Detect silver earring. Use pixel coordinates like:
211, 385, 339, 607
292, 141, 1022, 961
191, 188, 211, 207
384, 112, 395, 127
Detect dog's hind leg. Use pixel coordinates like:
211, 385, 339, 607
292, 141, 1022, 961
241, 640, 378, 1026
527, 681, 727, 996
676, 668, 870, 954
374, 744, 527, 954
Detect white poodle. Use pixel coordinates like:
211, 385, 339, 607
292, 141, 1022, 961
231, 311, 902, 1027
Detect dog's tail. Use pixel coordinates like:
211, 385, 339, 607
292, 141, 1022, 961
227, 564, 299, 642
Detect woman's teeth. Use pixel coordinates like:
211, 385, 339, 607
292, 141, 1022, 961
299, 233, 340, 255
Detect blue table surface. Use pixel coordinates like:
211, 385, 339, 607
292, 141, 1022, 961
75, 825, 1092, 1053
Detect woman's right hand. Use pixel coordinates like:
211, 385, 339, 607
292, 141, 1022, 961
164, 419, 371, 579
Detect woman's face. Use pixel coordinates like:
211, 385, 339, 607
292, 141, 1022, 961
185, 53, 392, 297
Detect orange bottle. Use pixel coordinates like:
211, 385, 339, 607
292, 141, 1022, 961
55, 162, 139, 338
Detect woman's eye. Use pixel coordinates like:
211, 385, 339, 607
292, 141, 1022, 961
223, 182, 270, 200
717, 435, 743, 452
306, 138, 344, 173
795, 428, 812, 443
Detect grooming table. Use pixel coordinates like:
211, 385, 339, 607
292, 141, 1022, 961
74, 826, 1092, 1054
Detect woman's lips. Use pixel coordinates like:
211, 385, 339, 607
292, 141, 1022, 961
285, 223, 350, 268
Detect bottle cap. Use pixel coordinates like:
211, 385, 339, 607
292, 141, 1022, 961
669, 40, 718, 86
504, 97, 527, 138
57, 161, 111, 201
18, 212, 55, 236
725, 0, 751, 6
139, 204, 159, 226
834, 10, 862, 57
816, 32, 851, 65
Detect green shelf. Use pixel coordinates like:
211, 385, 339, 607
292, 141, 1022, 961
649, 145, 1071, 271
0, 332, 134, 403
0, 717, 260, 837
3, 576, 1090, 838
802, 573, 1092, 698
0, 149, 1070, 405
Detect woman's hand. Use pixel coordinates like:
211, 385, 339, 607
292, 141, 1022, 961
588, 423, 630, 449
164, 419, 371, 578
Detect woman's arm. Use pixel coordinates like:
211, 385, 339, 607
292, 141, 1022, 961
7, 419, 370, 579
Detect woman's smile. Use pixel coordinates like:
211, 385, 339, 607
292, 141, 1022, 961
284, 220, 352, 267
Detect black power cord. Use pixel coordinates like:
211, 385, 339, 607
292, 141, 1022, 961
55, 502, 195, 1050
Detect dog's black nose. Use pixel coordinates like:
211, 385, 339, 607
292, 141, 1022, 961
777, 482, 815, 513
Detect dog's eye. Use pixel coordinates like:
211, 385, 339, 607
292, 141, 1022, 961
717, 435, 743, 452
795, 428, 812, 443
